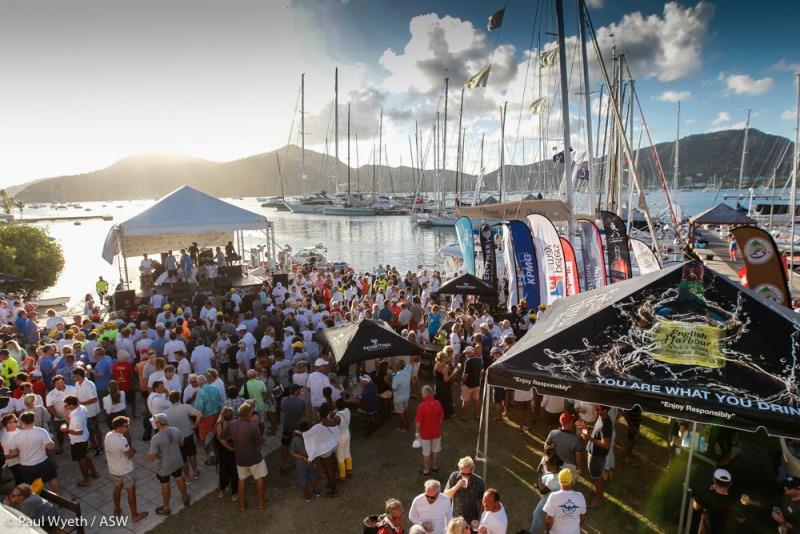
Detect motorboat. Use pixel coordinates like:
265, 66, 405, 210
286, 194, 340, 214
289, 245, 329, 268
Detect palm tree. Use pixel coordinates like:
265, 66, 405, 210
0, 190, 13, 215
13, 198, 24, 218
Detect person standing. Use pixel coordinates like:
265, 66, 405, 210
392, 359, 412, 432
334, 398, 352, 480
434, 352, 455, 419
73, 368, 102, 454
443, 457, 485, 525
147, 413, 190, 515
543, 468, 586, 533
289, 420, 319, 502
408, 479, 452, 534
728, 235, 737, 262
377, 498, 405, 534
165, 391, 202, 480
306, 359, 332, 417
478, 489, 507, 534
9, 411, 60, 493
460, 347, 482, 421
544, 413, 585, 480
691, 468, 745, 533
45, 375, 74, 454
415, 385, 444, 476
62, 395, 98, 487
221, 403, 267, 511
104, 416, 148, 522
579, 404, 612, 508
0, 413, 22, 484
280, 384, 306, 472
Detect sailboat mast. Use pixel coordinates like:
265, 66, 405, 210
578, 0, 596, 215
378, 107, 383, 197
301, 73, 306, 196
335, 67, 339, 195
500, 103, 507, 203
738, 109, 752, 190
555, 0, 574, 233
673, 100, 680, 191
443, 78, 449, 210
790, 72, 800, 290
347, 102, 351, 196
457, 88, 464, 203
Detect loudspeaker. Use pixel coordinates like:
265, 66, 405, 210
171, 281, 191, 293
112, 290, 135, 310
272, 273, 289, 287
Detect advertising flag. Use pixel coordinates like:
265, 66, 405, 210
576, 218, 606, 291
527, 214, 566, 305
502, 224, 519, 311
455, 216, 476, 276
487, 7, 505, 31
479, 224, 497, 288
560, 237, 580, 296
601, 210, 632, 284
508, 220, 541, 310
630, 238, 661, 275
732, 225, 791, 306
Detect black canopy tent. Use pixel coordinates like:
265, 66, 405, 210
434, 273, 496, 298
481, 261, 800, 531
688, 203, 756, 243
487, 262, 800, 438
319, 319, 423, 368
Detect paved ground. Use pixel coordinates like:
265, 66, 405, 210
1, 414, 280, 534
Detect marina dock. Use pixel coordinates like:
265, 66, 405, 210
20, 214, 114, 223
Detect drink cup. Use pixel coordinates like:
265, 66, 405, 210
461, 475, 469, 488
60, 423, 67, 433
470, 520, 480, 532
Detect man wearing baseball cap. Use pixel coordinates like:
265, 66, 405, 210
772, 476, 800, 532
692, 468, 745, 532
543, 468, 586, 533
545, 412, 586, 480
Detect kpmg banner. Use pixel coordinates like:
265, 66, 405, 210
527, 214, 566, 305
560, 237, 581, 296
502, 224, 519, 311
732, 225, 791, 306
508, 220, 541, 309
576, 218, 606, 292
601, 210, 632, 284
630, 238, 661, 275
479, 224, 498, 288
455, 216, 476, 275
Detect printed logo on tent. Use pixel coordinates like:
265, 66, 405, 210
363, 338, 392, 352
558, 499, 580, 517
754, 283, 784, 304
744, 237, 773, 265
455, 283, 477, 290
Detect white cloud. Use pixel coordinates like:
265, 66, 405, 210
711, 111, 730, 127
774, 59, 800, 72
685, 118, 696, 125
783, 109, 798, 121
657, 90, 691, 102
720, 73, 774, 95
585, 0, 604, 7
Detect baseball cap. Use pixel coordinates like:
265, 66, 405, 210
150, 413, 169, 426
359, 374, 372, 383
557, 468, 573, 485
314, 358, 328, 367
713, 468, 732, 483
237, 324, 247, 330
785, 477, 800, 490
559, 412, 574, 427
0, 387, 10, 397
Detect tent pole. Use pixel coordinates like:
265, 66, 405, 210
117, 228, 130, 289
677, 421, 698, 534
475, 383, 491, 481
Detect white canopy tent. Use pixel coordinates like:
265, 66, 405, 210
102, 185, 275, 284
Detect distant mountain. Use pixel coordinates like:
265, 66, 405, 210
13, 128, 794, 202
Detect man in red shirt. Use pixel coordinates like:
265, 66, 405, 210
415, 385, 444, 476
112, 350, 135, 417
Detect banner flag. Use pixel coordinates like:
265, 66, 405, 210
560, 237, 580, 296
529, 97, 548, 115
455, 216, 476, 276
527, 214, 566, 305
576, 218, 606, 291
601, 210, 632, 284
487, 7, 505, 31
508, 220, 541, 309
465, 66, 491, 89
502, 223, 519, 311
630, 238, 661, 275
540, 47, 559, 68
732, 225, 791, 306
479, 224, 497, 288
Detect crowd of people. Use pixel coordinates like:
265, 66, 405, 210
0, 261, 795, 533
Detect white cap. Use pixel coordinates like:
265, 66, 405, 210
314, 358, 328, 367
713, 468, 731, 483
237, 324, 247, 330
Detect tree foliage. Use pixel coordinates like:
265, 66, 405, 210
0, 223, 64, 297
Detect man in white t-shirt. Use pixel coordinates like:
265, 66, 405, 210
163, 333, 187, 364
45, 376, 75, 454
543, 468, 586, 534
9, 411, 60, 492
175, 351, 191, 388
478, 488, 508, 534
306, 359, 332, 412
72, 367, 102, 452
190, 342, 214, 376
147, 382, 172, 427
0, 413, 22, 484
408, 479, 452, 534
105, 416, 148, 522
63, 395, 97, 486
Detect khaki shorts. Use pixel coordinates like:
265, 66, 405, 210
237, 459, 268, 480
394, 401, 408, 414
110, 472, 136, 487
421, 437, 441, 456
461, 385, 480, 402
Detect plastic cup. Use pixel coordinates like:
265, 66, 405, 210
470, 520, 480, 532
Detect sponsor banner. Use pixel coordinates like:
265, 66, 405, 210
732, 226, 791, 306
502, 224, 519, 311
455, 216, 476, 276
630, 238, 661, 275
651, 319, 726, 368
576, 218, 606, 292
508, 220, 541, 309
560, 237, 580, 296
601, 210, 632, 284
479, 224, 498, 288
527, 214, 565, 305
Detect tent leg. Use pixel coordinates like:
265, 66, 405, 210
475, 384, 491, 482
677, 421, 698, 534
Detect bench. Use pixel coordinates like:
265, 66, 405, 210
40, 489, 85, 534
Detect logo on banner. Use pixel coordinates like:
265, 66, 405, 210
754, 283, 784, 304
744, 237, 773, 264
651, 320, 725, 368
363, 338, 392, 352
519, 252, 537, 286
548, 276, 564, 296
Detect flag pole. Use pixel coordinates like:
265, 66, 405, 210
790, 72, 799, 291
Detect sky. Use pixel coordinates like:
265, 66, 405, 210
0, 0, 798, 187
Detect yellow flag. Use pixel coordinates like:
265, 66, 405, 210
465, 66, 491, 89
540, 47, 560, 68
529, 97, 548, 115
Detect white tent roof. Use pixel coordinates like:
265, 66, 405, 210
102, 185, 267, 263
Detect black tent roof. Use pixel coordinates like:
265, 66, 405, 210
689, 203, 755, 226
487, 262, 800, 439
319, 319, 422, 367
434, 273, 496, 298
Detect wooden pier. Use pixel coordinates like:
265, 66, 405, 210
19, 214, 114, 223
